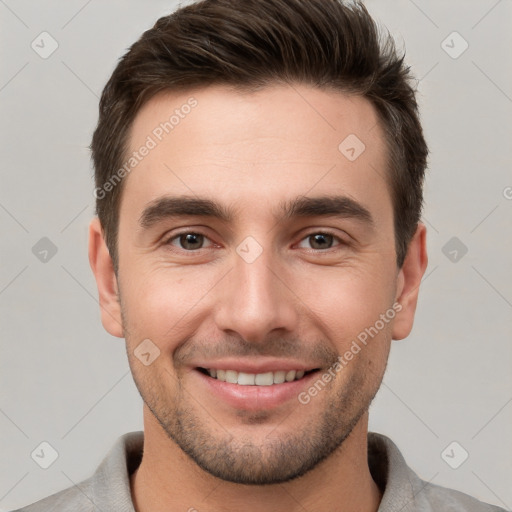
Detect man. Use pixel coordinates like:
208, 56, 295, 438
14, 0, 507, 510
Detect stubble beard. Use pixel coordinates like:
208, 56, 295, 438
129, 351, 384, 485
120, 292, 390, 485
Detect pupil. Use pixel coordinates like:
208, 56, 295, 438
311, 234, 332, 249
181, 233, 202, 249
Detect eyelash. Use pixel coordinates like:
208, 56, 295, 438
163, 230, 347, 252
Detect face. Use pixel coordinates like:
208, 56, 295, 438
90, 84, 426, 485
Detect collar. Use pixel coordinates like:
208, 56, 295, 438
89, 430, 422, 511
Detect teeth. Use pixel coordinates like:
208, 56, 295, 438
255, 372, 274, 386
225, 370, 238, 384
285, 370, 296, 382
273, 370, 286, 384
205, 368, 309, 385
237, 372, 255, 385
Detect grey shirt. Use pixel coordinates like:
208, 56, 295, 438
13, 431, 507, 511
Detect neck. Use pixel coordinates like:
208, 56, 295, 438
130, 406, 382, 512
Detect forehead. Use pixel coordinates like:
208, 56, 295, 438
121, 84, 391, 223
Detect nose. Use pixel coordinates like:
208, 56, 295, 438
213, 244, 299, 344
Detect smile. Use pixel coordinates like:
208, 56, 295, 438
197, 368, 318, 386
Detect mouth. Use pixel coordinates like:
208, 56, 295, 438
196, 367, 319, 386
192, 361, 325, 411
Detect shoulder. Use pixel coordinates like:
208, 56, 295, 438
368, 432, 508, 512
10, 478, 97, 511
10, 431, 143, 512
411, 477, 508, 512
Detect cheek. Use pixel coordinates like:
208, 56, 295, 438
300, 265, 396, 339
119, 264, 217, 345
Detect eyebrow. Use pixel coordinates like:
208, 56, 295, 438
139, 194, 374, 229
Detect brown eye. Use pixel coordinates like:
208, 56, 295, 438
167, 232, 211, 250
310, 233, 333, 250
180, 233, 203, 250
298, 233, 340, 250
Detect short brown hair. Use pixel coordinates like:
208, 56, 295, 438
91, 0, 428, 271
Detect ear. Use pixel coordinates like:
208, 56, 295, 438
392, 223, 428, 340
88, 217, 124, 338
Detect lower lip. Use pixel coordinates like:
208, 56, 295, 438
193, 369, 320, 411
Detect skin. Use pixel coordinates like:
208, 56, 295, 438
89, 83, 428, 512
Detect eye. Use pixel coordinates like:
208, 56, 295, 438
166, 232, 214, 251
297, 232, 343, 250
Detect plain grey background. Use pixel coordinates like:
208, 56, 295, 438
1, 0, 511, 510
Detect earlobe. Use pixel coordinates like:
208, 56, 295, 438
88, 217, 124, 338
392, 223, 428, 340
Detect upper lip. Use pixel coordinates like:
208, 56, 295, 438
193, 358, 320, 374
